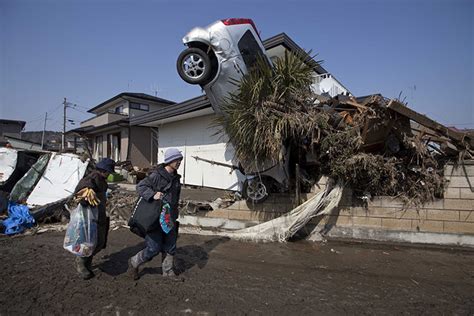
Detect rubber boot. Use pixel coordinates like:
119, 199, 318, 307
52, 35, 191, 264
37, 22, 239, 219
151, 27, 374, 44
128, 250, 145, 280
162, 254, 176, 277
75, 256, 94, 280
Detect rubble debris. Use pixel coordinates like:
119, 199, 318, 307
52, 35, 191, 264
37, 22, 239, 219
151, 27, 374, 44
0, 152, 90, 235
0, 148, 40, 193
209, 197, 233, 210
191, 156, 240, 173
105, 189, 137, 225
9, 154, 50, 204
181, 200, 213, 214
26, 153, 89, 208
215, 51, 473, 207
227, 181, 343, 242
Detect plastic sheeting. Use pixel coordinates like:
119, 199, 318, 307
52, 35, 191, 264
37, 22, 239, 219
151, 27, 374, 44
0, 148, 18, 185
2, 202, 35, 235
10, 154, 50, 203
26, 153, 88, 208
226, 182, 344, 243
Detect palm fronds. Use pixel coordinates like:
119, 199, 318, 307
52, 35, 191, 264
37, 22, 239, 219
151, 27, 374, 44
214, 51, 327, 165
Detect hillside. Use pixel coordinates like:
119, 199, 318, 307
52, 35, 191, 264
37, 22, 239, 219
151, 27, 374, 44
21, 131, 62, 144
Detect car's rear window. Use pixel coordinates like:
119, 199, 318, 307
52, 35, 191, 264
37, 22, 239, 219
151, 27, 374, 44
238, 30, 266, 70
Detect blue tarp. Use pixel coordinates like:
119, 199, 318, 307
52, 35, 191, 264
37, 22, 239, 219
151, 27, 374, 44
2, 202, 35, 235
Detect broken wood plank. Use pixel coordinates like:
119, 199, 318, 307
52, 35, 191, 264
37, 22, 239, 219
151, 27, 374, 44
344, 100, 368, 112
387, 100, 470, 144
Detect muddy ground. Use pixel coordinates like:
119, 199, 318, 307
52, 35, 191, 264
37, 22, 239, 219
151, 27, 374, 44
1, 228, 473, 315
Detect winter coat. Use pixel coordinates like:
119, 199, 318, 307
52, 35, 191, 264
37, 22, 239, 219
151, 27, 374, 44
136, 165, 181, 221
74, 170, 108, 224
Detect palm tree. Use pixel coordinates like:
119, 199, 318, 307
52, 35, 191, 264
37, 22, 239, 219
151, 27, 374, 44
214, 51, 330, 168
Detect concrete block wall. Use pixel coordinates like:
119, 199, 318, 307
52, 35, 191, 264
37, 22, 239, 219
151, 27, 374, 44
190, 162, 474, 246
200, 192, 317, 222
315, 161, 474, 246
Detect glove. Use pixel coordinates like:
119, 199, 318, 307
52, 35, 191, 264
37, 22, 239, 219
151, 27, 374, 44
74, 188, 100, 207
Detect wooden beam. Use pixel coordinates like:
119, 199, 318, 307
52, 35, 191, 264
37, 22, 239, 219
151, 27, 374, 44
387, 100, 469, 144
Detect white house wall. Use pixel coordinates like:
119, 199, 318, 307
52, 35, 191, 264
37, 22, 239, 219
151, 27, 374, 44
313, 75, 350, 97
157, 114, 245, 191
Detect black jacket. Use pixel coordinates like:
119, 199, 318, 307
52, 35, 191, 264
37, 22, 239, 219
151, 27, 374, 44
74, 170, 108, 224
136, 165, 181, 220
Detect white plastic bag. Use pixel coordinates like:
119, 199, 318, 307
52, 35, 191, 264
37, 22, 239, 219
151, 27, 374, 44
63, 204, 98, 257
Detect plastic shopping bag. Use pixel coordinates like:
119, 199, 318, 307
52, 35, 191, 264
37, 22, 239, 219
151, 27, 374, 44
63, 204, 98, 257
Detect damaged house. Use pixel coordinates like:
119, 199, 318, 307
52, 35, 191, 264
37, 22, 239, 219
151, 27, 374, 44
68, 92, 176, 168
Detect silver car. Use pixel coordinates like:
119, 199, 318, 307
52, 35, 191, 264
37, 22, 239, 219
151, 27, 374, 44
176, 18, 271, 113
177, 19, 285, 203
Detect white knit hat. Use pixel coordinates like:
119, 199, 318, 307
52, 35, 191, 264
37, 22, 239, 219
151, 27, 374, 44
163, 148, 183, 164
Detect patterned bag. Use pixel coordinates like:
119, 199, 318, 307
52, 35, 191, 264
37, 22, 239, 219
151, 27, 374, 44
159, 202, 174, 234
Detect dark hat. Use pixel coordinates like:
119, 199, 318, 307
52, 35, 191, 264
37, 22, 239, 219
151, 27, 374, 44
96, 158, 115, 173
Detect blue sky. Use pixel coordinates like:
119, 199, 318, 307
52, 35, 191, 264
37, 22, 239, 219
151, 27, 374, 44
1, 0, 472, 131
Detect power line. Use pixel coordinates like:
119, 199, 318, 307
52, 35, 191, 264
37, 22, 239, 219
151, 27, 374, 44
68, 106, 89, 115
26, 117, 45, 123
65, 100, 90, 111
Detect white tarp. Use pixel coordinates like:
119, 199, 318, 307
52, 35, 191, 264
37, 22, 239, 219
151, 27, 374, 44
27, 153, 88, 207
0, 148, 18, 184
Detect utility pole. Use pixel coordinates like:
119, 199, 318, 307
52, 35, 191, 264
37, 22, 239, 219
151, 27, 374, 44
62, 97, 67, 152
41, 112, 48, 150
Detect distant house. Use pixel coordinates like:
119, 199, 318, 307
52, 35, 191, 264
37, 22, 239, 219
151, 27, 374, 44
0, 119, 26, 146
130, 33, 352, 190
68, 92, 175, 167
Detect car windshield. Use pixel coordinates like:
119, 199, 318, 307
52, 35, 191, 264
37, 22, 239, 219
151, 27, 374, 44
237, 30, 266, 70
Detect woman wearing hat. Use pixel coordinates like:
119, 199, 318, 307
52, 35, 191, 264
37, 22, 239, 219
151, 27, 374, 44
73, 157, 115, 280
128, 148, 183, 280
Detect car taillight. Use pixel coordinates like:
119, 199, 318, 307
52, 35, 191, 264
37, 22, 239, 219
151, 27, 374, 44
221, 18, 260, 38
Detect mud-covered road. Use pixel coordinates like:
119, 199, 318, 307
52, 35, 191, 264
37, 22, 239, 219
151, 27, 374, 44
1, 228, 473, 315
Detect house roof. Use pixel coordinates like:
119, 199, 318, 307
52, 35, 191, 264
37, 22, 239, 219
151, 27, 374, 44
130, 33, 331, 127
4, 135, 42, 146
87, 92, 176, 113
130, 95, 211, 126
263, 33, 328, 75
67, 118, 130, 135
0, 119, 26, 129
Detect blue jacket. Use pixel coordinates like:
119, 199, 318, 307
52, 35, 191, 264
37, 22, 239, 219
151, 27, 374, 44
136, 165, 181, 220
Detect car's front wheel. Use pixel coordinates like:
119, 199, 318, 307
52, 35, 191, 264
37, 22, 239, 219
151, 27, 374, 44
242, 177, 270, 204
177, 48, 212, 84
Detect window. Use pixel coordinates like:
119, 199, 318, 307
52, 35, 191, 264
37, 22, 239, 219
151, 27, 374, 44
107, 133, 121, 162
115, 105, 124, 114
237, 30, 266, 70
130, 102, 149, 111
94, 136, 103, 160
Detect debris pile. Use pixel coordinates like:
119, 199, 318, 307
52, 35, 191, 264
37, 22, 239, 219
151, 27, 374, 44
115, 161, 148, 184
1, 151, 89, 235
106, 189, 137, 225
215, 52, 473, 207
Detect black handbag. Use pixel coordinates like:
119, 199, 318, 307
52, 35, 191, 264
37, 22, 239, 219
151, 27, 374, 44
128, 197, 163, 238
128, 181, 173, 238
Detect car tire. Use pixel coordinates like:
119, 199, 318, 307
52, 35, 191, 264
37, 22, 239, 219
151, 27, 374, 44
242, 177, 270, 204
177, 48, 212, 85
